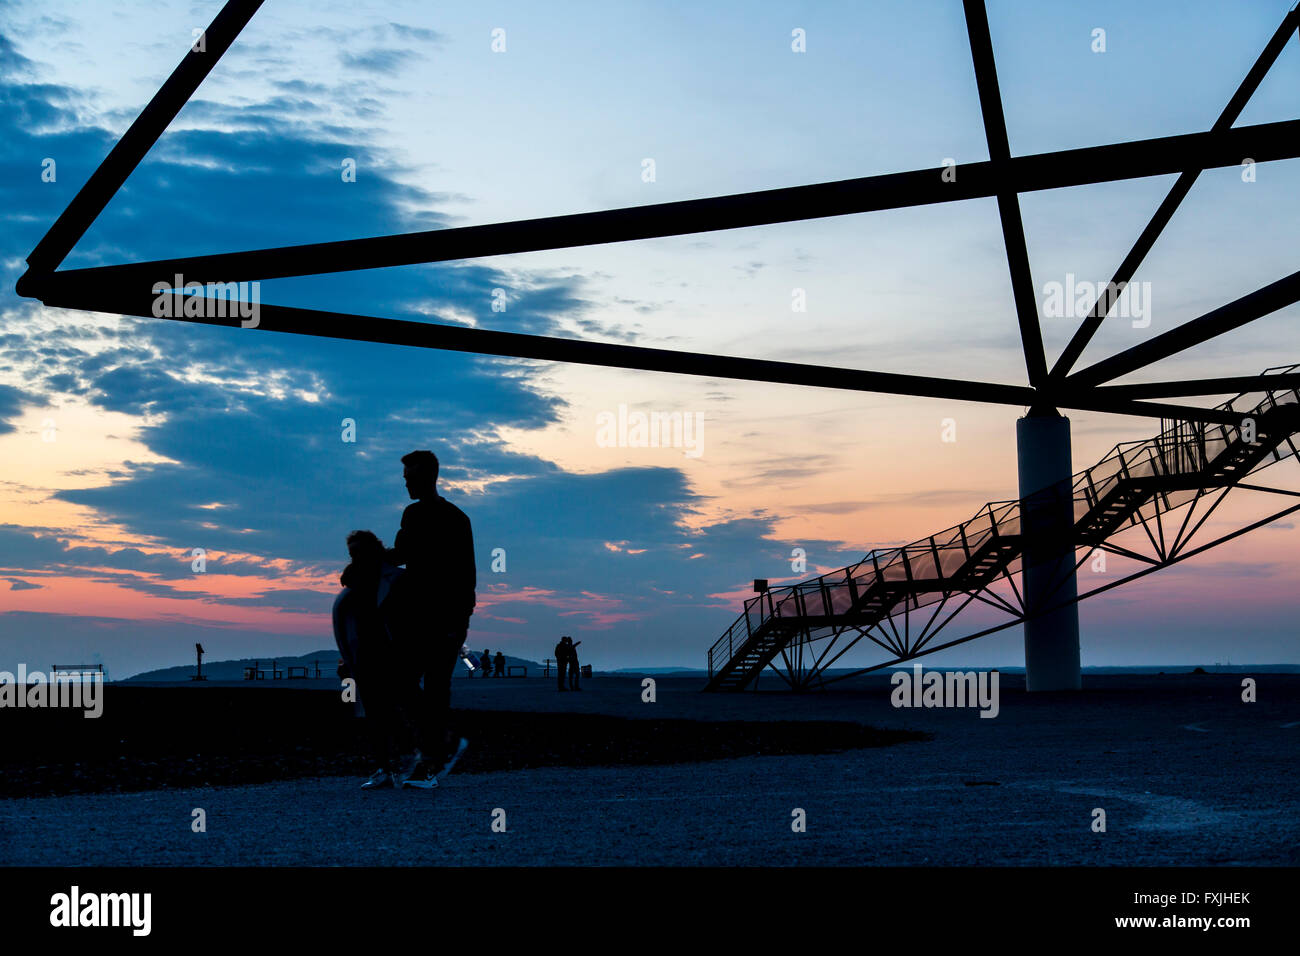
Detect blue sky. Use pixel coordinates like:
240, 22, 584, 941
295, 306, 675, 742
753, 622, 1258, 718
1, 0, 1298, 677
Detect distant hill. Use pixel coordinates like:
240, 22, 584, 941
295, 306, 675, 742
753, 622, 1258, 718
125, 649, 341, 682
125, 648, 543, 682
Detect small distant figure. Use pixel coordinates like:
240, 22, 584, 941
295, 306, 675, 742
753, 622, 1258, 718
481, 648, 492, 678
494, 651, 506, 677
554, 636, 568, 691
554, 636, 581, 691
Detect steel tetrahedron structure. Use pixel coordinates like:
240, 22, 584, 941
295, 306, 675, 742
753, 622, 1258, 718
15, 1, 1300, 691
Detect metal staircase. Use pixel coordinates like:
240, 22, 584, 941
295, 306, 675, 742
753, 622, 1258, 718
705, 366, 1300, 691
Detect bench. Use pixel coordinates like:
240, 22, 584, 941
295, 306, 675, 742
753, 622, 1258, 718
51, 664, 104, 681
507, 665, 527, 678
243, 661, 284, 680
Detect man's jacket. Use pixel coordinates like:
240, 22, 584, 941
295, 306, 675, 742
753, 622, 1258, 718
386, 494, 476, 626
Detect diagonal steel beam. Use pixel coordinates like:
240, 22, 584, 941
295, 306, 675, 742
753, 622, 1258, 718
18, 118, 1300, 299
1090, 372, 1300, 400
1067, 269, 1300, 388
1046, 6, 1300, 386
33, 282, 1251, 424
963, 0, 1047, 387
37, 284, 1037, 406
1053, 393, 1245, 426
23, 0, 265, 277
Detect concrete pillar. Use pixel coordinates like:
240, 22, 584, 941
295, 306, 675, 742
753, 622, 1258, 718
1016, 410, 1081, 691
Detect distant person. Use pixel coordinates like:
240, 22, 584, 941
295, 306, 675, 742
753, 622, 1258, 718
568, 638, 583, 691
494, 651, 505, 677
385, 450, 476, 790
556, 635, 580, 689
331, 530, 409, 789
481, 648, 492, 678
554, 636, 568, 691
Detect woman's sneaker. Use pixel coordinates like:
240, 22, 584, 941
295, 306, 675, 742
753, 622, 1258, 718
360, 768, 394, 790
436, 737, 470, 778
401, 766, 439, 790
400, 738, 467, 789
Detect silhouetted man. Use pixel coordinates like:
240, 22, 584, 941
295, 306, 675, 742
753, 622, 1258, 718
481, 648, 492, 678
554, 636, 568, 691
387, 449, 475, 789
494, 651, 505, 677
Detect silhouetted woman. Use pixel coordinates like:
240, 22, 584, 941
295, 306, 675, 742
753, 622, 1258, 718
568, 638, 583, 690
333, 530, 409, 789
555, 637, 568, 691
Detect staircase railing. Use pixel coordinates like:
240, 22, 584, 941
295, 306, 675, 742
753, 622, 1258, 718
707, 365, 1300, 682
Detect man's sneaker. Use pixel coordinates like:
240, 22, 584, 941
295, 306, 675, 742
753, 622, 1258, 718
361, 768, 394, 790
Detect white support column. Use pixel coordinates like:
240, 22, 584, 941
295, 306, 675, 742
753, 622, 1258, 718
1016, 411, 1082, 691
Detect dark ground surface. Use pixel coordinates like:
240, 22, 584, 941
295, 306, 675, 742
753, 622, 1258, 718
1, 672, 1296, 865
0, 685, 919, 797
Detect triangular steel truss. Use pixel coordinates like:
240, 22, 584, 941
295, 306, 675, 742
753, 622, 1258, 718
15, 1, 1300, 691
15, 0, 1300, 426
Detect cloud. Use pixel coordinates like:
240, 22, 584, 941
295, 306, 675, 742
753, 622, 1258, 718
0, 524, 277, 579
0, 31, 820, 669
792, 488, 1005, 514
0, 32, 35, 78
339, 48, 417, 75
0, 382, 29, 433
219, 588, 336, 614
383, 22, 444, 44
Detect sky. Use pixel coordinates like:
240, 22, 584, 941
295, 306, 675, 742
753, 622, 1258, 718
1, 0, 1298, 678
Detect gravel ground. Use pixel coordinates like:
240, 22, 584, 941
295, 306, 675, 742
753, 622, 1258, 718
1, 673, 1295, 865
